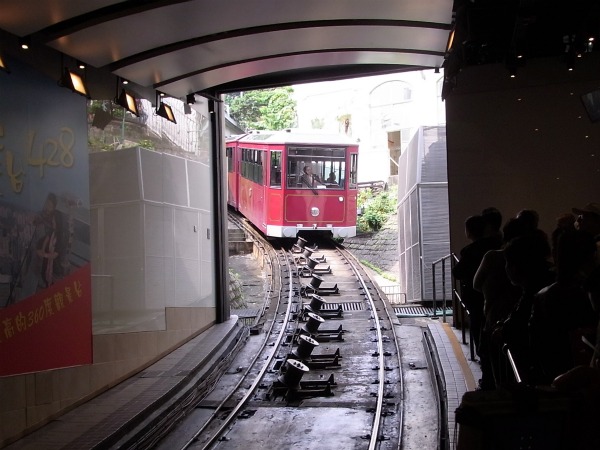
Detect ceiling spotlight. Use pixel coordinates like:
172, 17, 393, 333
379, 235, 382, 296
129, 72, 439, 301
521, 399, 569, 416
186, 93, 196, 105
122, 79, 129, 85
116, 89, 139, 116
77, 60, 86, 69
19, 36, 30, 50
566, 51, 576, 71
59, 68, 90, 98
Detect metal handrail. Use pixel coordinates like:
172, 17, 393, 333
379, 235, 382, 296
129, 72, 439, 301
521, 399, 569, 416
431, 253, 458, 322
504, 346, 522, 384
432, 253, 476, 361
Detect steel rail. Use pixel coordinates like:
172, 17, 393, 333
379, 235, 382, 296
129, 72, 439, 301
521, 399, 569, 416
335, 245, 386, 450
186, 248, 295, 449
178, 215, 288, 450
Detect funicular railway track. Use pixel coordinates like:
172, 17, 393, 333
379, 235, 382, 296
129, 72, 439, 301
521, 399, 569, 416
159, 213, 405, 450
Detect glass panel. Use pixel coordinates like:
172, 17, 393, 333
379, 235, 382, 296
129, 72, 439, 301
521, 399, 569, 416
88, 96, 214, 334
270, 151, 282, 187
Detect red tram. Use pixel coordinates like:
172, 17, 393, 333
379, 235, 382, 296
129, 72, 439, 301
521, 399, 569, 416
226, 130, 359, 239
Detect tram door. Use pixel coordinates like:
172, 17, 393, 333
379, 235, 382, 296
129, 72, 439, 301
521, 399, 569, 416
268, 150, 283, 224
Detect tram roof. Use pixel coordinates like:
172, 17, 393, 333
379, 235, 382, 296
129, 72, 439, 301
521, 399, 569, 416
228, 130, 359, 147
1, 1, 598, 101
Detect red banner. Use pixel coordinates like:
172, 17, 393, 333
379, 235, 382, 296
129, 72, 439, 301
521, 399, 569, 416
0, 264, 92, 376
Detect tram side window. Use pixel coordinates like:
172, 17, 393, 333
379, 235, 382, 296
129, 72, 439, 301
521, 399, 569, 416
241, 149, 247, 178
226, 146, 234, 173
252, 150, 257, 181
256, 150, 264, 185
270, 151, 282, 187
240, 147, 263, 184
350, 153, 358, 188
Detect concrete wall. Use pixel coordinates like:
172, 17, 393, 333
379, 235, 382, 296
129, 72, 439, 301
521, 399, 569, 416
446, 53, 600, 253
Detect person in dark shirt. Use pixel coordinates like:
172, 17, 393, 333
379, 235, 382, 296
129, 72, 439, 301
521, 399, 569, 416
453, 214, 501, 374
495, 230, 554, 384
530, 229, 598, 384
481, 206, 503, 248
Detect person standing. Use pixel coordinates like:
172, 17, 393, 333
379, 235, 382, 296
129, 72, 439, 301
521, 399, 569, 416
453, 214, 500, 380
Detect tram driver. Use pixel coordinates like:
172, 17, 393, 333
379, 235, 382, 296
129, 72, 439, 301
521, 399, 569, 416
301, 165, 323, 188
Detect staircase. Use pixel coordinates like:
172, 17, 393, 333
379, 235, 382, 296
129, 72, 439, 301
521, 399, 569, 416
228, 227, 253, 255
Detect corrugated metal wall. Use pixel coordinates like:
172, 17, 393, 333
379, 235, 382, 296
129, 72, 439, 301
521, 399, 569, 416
397, 126, 450, 302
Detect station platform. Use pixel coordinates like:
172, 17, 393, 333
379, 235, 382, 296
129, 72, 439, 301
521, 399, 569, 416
427, 320, 481, 449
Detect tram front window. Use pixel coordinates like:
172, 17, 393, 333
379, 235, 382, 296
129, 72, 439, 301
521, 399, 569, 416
287, 146, 346, 189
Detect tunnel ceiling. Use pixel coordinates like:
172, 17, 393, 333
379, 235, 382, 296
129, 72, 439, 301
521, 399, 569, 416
1, 0, 599, 99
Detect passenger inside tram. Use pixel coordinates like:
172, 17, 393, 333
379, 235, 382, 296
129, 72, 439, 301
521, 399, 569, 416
326, 171, 337, 184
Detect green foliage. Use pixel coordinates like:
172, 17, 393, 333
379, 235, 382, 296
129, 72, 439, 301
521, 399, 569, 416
357, 189, 372, 209
360, 260, 397, 282
138, 139, 154, 150
88, 137, 114, 151
224, 87, 297, 131
88, 99, 124, 119
228, 269, 246, 309
357, 190, 397, 232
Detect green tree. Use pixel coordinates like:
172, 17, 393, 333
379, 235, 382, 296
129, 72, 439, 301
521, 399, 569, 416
225, 87, 297, 131
357, 190, 397, 232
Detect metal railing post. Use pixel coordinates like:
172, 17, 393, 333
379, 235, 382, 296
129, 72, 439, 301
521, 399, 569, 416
441, 258, 446, 322
432, 261, 437, 317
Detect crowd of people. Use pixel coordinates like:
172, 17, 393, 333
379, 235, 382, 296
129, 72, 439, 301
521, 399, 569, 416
453, 204, 600, 390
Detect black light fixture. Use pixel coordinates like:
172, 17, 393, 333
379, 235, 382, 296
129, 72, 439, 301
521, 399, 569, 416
186, 93, 196, 105
445, 27, 456, 55
156, 92, 176, 124
59, 68, 90, 98
116, 89, 139, 116
0, 54, 9, 73
77, 60, 86, 69
114, 78, 139, 116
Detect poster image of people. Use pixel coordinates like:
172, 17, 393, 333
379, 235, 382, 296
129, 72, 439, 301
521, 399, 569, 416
1, 192, 88, 307
0, 57, 92, 376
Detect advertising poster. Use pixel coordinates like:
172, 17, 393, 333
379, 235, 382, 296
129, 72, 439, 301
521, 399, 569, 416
0, 59, 92, 376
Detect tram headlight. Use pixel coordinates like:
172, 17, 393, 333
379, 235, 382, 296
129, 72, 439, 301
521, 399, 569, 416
311, 207, 320, 217
339, 196, 344, 202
